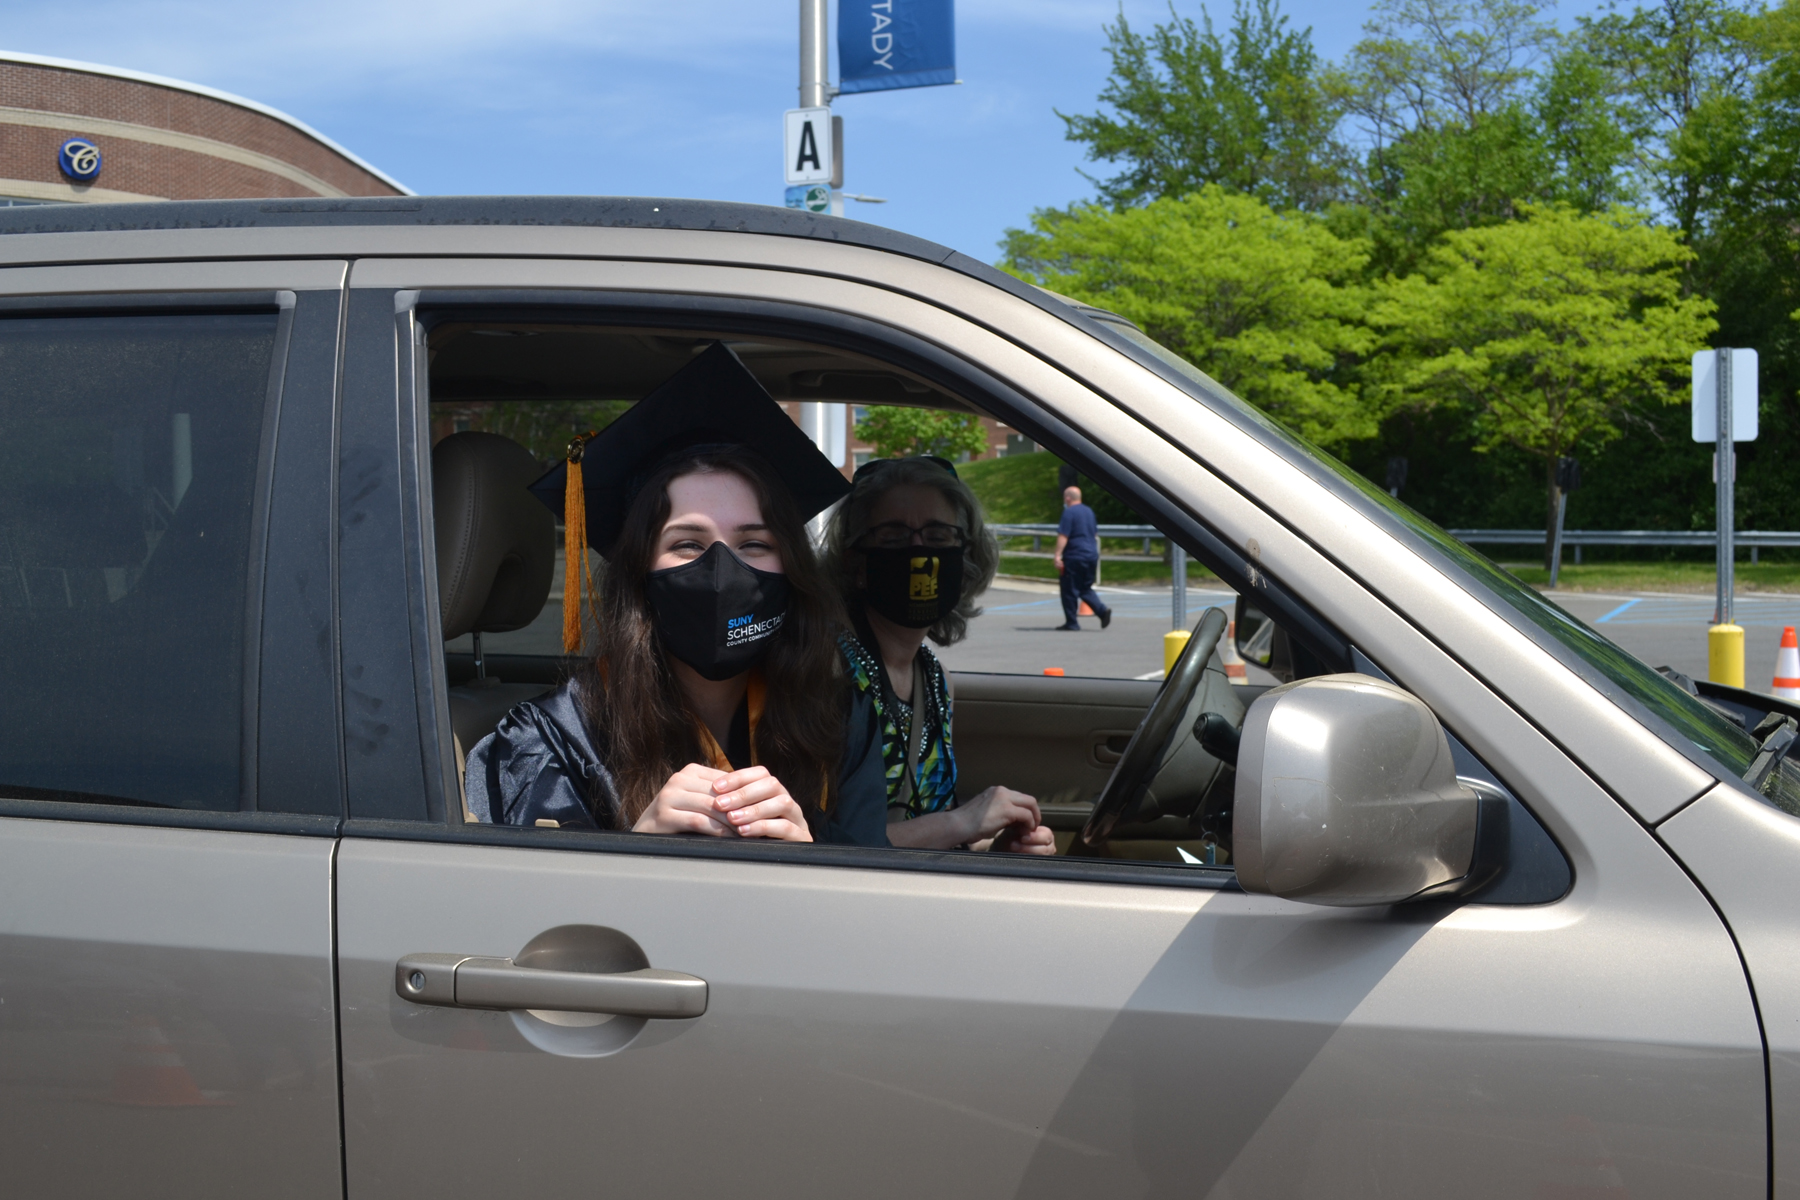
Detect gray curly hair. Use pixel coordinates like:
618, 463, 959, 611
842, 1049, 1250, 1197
825, 457, 1000, 646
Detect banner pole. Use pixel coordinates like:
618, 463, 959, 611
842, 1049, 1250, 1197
800, 0, 829, 108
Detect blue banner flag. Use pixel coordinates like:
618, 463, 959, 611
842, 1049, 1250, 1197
837, 0, 955, 94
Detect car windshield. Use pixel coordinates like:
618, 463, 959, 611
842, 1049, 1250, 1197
1097, 318, 1760, 779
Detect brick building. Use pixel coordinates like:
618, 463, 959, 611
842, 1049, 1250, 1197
0, 51, 406, 206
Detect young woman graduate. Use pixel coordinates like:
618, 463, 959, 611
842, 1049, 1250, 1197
462, 343, 888, 846
826, 456, 1055, 854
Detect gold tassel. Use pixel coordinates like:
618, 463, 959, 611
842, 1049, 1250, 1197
562, 432, 597, 654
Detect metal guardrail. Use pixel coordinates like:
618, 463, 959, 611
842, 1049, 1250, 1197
1449, 529, 1800, 547
991, 523, 1164, 555
996, 522, 1800, 553
1449, 529, 1800, 564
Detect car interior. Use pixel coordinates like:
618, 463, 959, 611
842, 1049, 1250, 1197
425, 320, 1320, 867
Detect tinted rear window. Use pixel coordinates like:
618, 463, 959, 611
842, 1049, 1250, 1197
0, 312, 277, 810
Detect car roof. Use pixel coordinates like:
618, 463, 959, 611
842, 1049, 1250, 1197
0, 195, 1138, 325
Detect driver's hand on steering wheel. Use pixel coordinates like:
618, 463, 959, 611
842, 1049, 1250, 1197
959, 786, 1056, 856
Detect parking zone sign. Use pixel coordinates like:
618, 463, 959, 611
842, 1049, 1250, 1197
784, 108, 833, 186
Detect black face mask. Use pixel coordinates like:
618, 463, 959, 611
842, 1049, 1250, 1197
645, 542, 791, 681
861, 546, 964, 629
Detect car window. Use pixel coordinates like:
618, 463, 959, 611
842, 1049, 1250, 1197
0, 311, 278, 809
426, 324, 1247, 685
1093, 316, 1760, 778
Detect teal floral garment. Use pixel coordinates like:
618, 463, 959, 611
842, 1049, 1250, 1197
838, 632, 957, 817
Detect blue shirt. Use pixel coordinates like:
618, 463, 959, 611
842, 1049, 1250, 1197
1058, 502, 1100, 562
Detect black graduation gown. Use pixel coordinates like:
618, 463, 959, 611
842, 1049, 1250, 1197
462, 673, 890, 847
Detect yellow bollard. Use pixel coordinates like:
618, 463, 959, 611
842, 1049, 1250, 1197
1708, 623, 1745, 687
1164, 629, 1192, 676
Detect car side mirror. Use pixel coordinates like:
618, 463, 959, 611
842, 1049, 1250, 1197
1233, 594, 1273, 667
1233, 674, 1494, 906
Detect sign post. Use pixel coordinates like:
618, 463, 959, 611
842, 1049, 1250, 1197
1548, 456, 1580, 589
1693, 347, 1759, 685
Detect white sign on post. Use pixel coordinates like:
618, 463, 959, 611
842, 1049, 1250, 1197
1692, 348, 1759, 442
783, 107, 833, 186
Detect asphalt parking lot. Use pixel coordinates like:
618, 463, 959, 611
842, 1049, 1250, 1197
934, 579, 1800, 696
464, 570, 1800, 697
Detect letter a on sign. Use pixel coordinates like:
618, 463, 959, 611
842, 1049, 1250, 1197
784, 108, 833, 185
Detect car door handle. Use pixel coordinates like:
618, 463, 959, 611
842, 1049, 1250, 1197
395, 953, 708, 1019
1091, 730, 1136, 766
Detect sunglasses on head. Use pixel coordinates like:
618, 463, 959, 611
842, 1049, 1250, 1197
852, 455, 959, 482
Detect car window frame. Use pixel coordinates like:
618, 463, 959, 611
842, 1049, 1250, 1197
344, 284, 1366, 890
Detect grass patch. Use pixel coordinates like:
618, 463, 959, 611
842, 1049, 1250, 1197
1502, 560, 1800, 592
962, 453, 1062, 523
997, 555, 1218, 587
961, 451, 1145, 524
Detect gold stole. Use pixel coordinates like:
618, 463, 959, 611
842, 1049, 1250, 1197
688, 671, 830, 813
691, 670, 765, 772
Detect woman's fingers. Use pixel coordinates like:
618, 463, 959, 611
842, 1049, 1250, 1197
988, 822, 1056, 855
712, 774, 787, 812
633, 764, 739, 836
710, 765, 771, 795
994, 787, 1042, 825
965, 786, 1043, 841
633, 804, 733, 836
699, 766, 812, 841
734, 815, 813, 842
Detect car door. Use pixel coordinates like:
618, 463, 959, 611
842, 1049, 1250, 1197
333, 248, 1764, 1199
0, 261, 349, 1197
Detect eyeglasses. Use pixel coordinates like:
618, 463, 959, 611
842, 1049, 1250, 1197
852, 455, 959, 482
859, 520, 967, 550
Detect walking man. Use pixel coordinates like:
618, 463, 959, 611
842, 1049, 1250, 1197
1054, 485, 1111, 631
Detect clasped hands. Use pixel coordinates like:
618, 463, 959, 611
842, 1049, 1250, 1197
633, 763, 812, 842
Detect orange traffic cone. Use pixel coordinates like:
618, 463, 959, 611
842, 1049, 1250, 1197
1221, 620, 1248, 684
1776, 627, 1800, 700
1078, 600, 1094, 616
105, 1016, 228, 1107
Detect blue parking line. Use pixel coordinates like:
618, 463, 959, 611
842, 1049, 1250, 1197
985, 599, 1058, 612
1596, 598, 1641, 623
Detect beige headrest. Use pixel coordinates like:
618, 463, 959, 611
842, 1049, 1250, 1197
433, 432, 556, 642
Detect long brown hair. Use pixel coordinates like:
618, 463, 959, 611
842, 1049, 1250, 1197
578, 446, 848, 825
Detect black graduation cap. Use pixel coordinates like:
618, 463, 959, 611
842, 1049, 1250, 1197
529, 341, 851, 555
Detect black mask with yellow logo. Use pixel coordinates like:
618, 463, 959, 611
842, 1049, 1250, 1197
861, 546, 964, 629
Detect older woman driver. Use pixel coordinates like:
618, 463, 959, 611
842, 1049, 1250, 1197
827, 456, 1055, 854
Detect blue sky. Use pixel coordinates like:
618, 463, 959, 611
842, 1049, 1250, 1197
5, 0, 1605, 262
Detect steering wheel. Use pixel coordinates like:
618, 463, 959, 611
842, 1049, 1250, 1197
1080, 606, 1229, 847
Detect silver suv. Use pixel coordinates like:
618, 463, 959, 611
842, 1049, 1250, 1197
0, 197, 1791, 1199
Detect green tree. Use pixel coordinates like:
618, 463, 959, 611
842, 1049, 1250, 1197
854, 406, 990, 459
1576, 0, 1761, 238
1001, 186, 1377, 446
1330, 0, 1558, 147
1368, 203, 1717, 559
1330, 0, 1639, 260
1058, 0, 1347, 211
